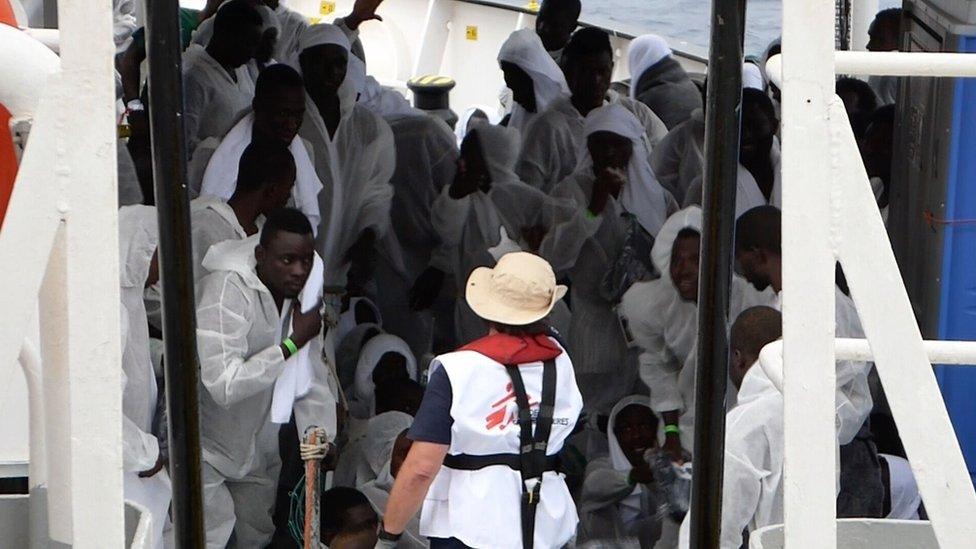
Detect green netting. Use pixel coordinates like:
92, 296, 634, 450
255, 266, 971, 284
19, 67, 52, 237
288, 470, 327, 545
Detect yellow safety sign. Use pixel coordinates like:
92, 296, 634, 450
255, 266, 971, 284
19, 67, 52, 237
319, 1, 335, 15
466, 26, 478, 41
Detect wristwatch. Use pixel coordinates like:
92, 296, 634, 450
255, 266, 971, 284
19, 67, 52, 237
377, 521, 402, 542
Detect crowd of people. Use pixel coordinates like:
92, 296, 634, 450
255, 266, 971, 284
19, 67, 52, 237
107, 0, 921, 547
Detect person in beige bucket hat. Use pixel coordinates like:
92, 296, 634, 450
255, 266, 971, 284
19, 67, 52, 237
377, 252, 583, 548
465, 251, 569, 327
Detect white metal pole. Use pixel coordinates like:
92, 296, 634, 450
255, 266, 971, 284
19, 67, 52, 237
836, 51, 976, 76
780, 0, 838, 546
850, 0, 878, 51
55, 0, 125, 546
836, 337, 976, 364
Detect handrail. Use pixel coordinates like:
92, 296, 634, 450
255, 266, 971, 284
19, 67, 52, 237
834, 51, 976, 76
835, 338, 976, 364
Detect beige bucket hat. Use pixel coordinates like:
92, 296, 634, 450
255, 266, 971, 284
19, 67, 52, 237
465, 252, 568, 326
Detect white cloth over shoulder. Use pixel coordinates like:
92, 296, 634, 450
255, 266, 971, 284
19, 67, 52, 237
273, 2, 310, 62
271, 252, 325, 424
497, 28, 570, 136
627, 35, 672, 101
583, 102, 673, 235
198, 112, 323, 230
881, 454, 921, 520
361, 411, 413, 478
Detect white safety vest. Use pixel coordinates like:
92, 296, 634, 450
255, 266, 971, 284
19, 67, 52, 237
420, 343, 584, 548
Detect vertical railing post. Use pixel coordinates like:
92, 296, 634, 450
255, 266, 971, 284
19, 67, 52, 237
144, 0, 206, 546
781, 0, 839, 546
688, 0, 745, 545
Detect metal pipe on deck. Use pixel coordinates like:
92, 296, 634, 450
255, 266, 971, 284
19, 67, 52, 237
689, 0, 745, 544
144, 0, 206, 545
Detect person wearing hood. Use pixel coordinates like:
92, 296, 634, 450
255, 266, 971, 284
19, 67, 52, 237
539, 103, 677, 423
516, 27, 668, 193
454, 106, 501, 146
182, 0, 262, 163
350, 333, 418, 419
357, 413, 426, 548
676, 306, 786, 549
734, 206, 884, 518
497, 28, 571, 137
409, 125, 574, 347
627, 34, 702, 130
682, 88, 782, 218
579, 396, 679, 549
195, 208, 335, 547
118, 206, 171, 549
618, 207, 775, 460
195, 64, 323, 229
296, 23, 395, 292
191, 140, 295, 284
378, 252, 583, 549
535, 0, 581, 64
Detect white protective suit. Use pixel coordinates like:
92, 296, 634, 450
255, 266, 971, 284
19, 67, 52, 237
768, 288, 873, 445
627, 34, 702, 130
517, 93, 668, 194
429, 125, 575, 345
880, 454, 921, 520
358, 412, 426, 549
497, 28, 570, 138
295, 24, 395, 287
350, 333, 418, 419
195, 236, 335, 548
539, 104, 677, 416
371, 113, 458, 358
273, 1, 309, 62
579, 396, 678, 549
455, 105, 503, 146
649, 109, 704, 202
182, 44, 255, 162
195, 111, 323, 228
682, 138, 782, 219
618, 207, 775, 450
869, 75, 898, 105
118, 206, 172, 549
336, 322, 382, 393
113, 0, 137, 53
189, 195, 263, 285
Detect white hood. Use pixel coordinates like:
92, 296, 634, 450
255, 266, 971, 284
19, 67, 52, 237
201, 234, 264, 291
651, 206, 702, 279
735, 340, 785, 408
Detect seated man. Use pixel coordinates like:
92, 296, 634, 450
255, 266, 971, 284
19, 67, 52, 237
196, 208, 334, 547
191, 140, 295, 284
516, 27, 668, 193
579, 396, 680, 549
627, 34, 702, 130
679, 306, 786, 548
735, 206, 883, 518
182, 0, 262, 162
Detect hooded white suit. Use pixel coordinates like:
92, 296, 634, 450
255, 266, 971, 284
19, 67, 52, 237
118, 206, 172, 549
189, 195, 264, 285
497, 28, 571, 137
182, 44, 255, 162
195, 236, 335, 547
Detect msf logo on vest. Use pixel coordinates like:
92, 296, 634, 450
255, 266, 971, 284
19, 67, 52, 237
485, 382, 539, 431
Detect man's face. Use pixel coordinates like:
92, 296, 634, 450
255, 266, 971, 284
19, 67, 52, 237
867, 20, 899, 52
263, 171, 296, 213
587, 131, 633, 172
729, 348, 755, 390
341, 504, 378, 533
225, 22, 263, 68
253, 85, 306, 145
300, 44, 349, 96
255, 230, 314, 299
455, 133, 491, 189
372, 352, 409, 387
501, 62, 537, 113
566, 52, 613, 110
390, 431, 413, 478
740, 103, 777, 165
670, 233, 700, 302
536, 6, 578, 53
613, 405, 657, 468
735, 247, 772, 292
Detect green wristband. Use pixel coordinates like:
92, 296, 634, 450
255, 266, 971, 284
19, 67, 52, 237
664, 424, 680, 435
282, 338, 299, 356
586, 209, 599, 220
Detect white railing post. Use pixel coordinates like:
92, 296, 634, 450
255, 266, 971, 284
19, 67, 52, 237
781, 0, 838, 546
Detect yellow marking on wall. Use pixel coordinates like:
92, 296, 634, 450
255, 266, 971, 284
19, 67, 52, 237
319, 1, 335, 16
466, 26, 478, 41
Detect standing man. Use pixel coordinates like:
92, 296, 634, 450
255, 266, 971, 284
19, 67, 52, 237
379, 252, 583, 549
182, 0, 263, 162
196, 208, 334, 547
866, 8, 903, 104
535, 0, 581, 63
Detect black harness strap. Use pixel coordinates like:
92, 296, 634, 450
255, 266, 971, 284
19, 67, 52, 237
442, 453, 560, 472
503, 359, 557, 549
